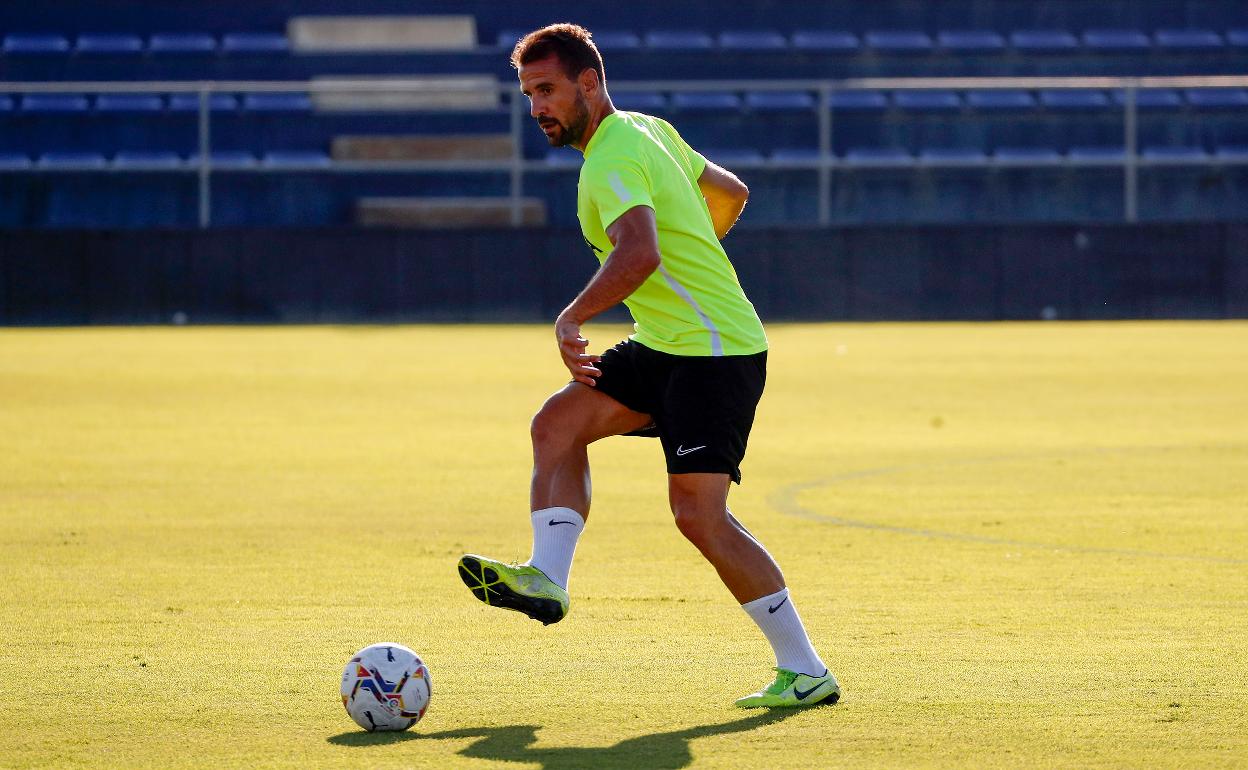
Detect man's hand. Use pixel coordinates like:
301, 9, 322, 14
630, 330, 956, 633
555, 310, 602, 386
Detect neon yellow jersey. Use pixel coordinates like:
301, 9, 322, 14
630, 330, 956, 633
576, 111, 767, 357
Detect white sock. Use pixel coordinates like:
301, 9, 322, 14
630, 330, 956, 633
741, 587, 827, 677
525, 507, 585, 589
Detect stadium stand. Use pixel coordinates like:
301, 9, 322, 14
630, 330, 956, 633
1, 0, 1247, 227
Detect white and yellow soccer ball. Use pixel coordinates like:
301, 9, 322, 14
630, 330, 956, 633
340, 643, 432, 731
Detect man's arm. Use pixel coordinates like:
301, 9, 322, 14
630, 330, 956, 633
555, 205, 661, 386
698, 160, 749, 239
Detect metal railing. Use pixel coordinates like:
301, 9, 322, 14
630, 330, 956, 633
2, 74, 1247, 227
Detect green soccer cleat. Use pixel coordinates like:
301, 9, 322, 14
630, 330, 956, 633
734, 667, 841, 709
457, 554, 569, 625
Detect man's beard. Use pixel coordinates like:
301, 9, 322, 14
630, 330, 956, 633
540, 95, 591, 147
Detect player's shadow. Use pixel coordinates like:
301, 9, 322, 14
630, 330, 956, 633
328, 708, 802, 769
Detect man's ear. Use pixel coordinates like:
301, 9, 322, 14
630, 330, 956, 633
578, 67, 600, 97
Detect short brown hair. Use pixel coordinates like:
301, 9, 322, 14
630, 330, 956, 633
510, 23, 605, 85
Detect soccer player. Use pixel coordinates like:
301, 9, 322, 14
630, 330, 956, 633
458, 23, 840, 709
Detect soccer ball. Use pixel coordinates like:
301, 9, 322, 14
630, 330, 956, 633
340, 642, 432, 731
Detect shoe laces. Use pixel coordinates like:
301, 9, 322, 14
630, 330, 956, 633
766, 667, 798, 694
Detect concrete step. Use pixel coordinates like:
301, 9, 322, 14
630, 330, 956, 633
310, 75, 498, 111
356, 197, 547, 228
289, 15, 476, 52
332, 134, 513, 162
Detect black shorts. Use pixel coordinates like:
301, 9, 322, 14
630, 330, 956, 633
592, 339, 767, 484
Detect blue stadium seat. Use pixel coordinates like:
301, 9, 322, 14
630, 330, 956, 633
1184, 89, 1248, 109
670, 92, 740, 111
0, 153, 32, 169
112, 151, 185, 169
790, 31, 859, 52
744, 91, 815, 112
1110, 89, 1183, 109
149, 33, 217, 54
95, 95, 164, 112
1141, 146, 1209, 162
496, 30, 525, 48
75, 34, 144, 54
1214, 145, 1248, 160
1227, 30, 1248, 49
0, 96, 14, 111
918, 147, 988, 164
769, 148, 821, 162
864, 30, 934, 53
698, 148, 764, 165
965, 90, 1035, 110
21, 95, 89, 113
1039, 90, 1110, 110
591, 31, 641, 51
844, 147, 913, 166
1067, 146, 1126, 162
221, 33, 289, 54
612, 91, 667, 111
37, 151, 108, 168
1153, 29, 1224, 50
262, 151, 332, 168
894, 91, 961, 111
168, 93, 238, 112
644, 31, 714, 50
936, 30, 1006, 52
992, 147, 1063, 164
3, 34, 71, 54
828, 91, 888, 111
242, 93, 313, 112
718, 31, 787, 51
186, 150, 258, 168
1081, 29, 1151, 52
544, 148, 582, 166
1009, 30, 1079, 53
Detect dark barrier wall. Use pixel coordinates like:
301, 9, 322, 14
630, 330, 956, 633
1, 224, 1245, 325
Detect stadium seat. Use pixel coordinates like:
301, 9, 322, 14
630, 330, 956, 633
1009, 30, 1079, 53
769, 147, 821, 162
112, 151, 185, 169
1226, 30, 1248, 49
168, 93, 238, 112
75, 34, 144, 54
1081, 29, 1151, 52
936, 30, 1006, 52
1067, 146, 1126, 162
698, 148, 764, 165
644, 31, 714, 50
148, 33, 217, 54
2, 34, 71, 54
612, 91, 667, 111
992, 147, 1063, 164
1184, 89, 1248, 109
864, 30, 934, 53
186, 150, 258, 168
1153, 29, 1224, 50
718, 31, 788, 51
590, 31, 641, 51
670, 92, 740, 111
1110, 89, 1183, 109
844, 147, 913, 166
893, 91, 962, 111
1141, 146, 1209, 162
0, 153, 33, 169
544, 148, 582, 166
496, 30, 526, 48
790, 31, 859, 52
828, 91, 888, 111
221, 33, 289, 54
261, 151, 332, 168
965, 90, 1035, 110
20, 95, 89, 113
744, 91, 815, 112
0, 96, 14, 111
95, 95, 164, 112
1213, 145, 1248, 160
37, 151, 108, 168
1039, 90, 1110, 110
918, 147, 989, 164
241, 93, 313, 112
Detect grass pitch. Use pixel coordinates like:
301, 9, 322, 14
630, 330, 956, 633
1, 321, 1246, 769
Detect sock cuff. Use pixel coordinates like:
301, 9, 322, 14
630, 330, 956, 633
740, 587, 789, 614
531, 507, 585, 528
